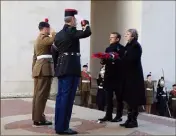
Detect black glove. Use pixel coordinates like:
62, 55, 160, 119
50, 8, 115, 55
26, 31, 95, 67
81, 20, 89, 26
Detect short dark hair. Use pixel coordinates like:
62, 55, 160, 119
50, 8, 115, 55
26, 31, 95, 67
111, 32, 121, 41
147, 72, 152, 78
147, 74, 151, 78
173, 84, 176, 87
38, 22, 50, 30
83, 65, 88, 68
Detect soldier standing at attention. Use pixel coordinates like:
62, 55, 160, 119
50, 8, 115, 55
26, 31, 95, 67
79, 65, 91, 107
156, 77, 167, 116
32, 19, 56, 126
96, 65, 106, 111
144, 73, 155, 114
52, 9, 91, 135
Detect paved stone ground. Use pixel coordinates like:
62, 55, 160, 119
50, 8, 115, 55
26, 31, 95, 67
1, 98, 176, 135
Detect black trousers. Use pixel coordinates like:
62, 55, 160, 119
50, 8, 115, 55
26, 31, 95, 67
96, 89, 106, 111
127, 105, 138, 114
105, 89, 124, 118
126, 105, 139, 121
157, 96, 167, 116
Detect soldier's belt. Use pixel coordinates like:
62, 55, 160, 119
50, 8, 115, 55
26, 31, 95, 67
162, 94, 167, 97
82, 80, 90, 83
37, 55, 52, 60
172, 98, 176, 100
63, 52, 81, 56
146, 88, 152, 91
98, 86, 103, 89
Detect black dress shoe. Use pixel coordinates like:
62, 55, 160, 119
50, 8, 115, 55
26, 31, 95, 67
98, 116, 112, 122
33, 120, 52, 127
111, 117, 122, 122
120, 120, 129, 127
56, 128, 78, 135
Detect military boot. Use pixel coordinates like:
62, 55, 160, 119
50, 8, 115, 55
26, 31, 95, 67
125, 110, 138, 128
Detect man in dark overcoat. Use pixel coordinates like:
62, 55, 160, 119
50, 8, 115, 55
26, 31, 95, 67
98, 32, 125, 122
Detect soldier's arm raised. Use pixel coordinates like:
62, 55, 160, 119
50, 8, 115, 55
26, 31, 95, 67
72, 25, 92, 39
40, 32, 56, 46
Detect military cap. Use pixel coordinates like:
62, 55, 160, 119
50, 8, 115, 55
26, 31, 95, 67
38, 18, 50, 30
64, 9, 78, 17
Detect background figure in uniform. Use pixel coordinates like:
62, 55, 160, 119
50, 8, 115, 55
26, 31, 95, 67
144, 73, 155, 114
96, 65, 106, 111
32, 20, 56, 126
169, 84, 176, 118
120, 29, 146, 128
99, 32, 125, 123
79, 65, 91, 107
156, 77, 168, 116
52, 9, 91, 135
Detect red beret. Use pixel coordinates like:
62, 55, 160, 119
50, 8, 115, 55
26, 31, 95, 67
65, 9, 77, 12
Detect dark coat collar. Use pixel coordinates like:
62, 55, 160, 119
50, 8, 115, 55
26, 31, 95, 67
63, 24, 76, 29
127, 39, 138, 45
126, 39, 138, 47
110, 41, 120, 46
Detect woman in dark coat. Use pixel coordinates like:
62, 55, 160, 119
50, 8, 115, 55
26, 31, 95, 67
120, 29, 146, 128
